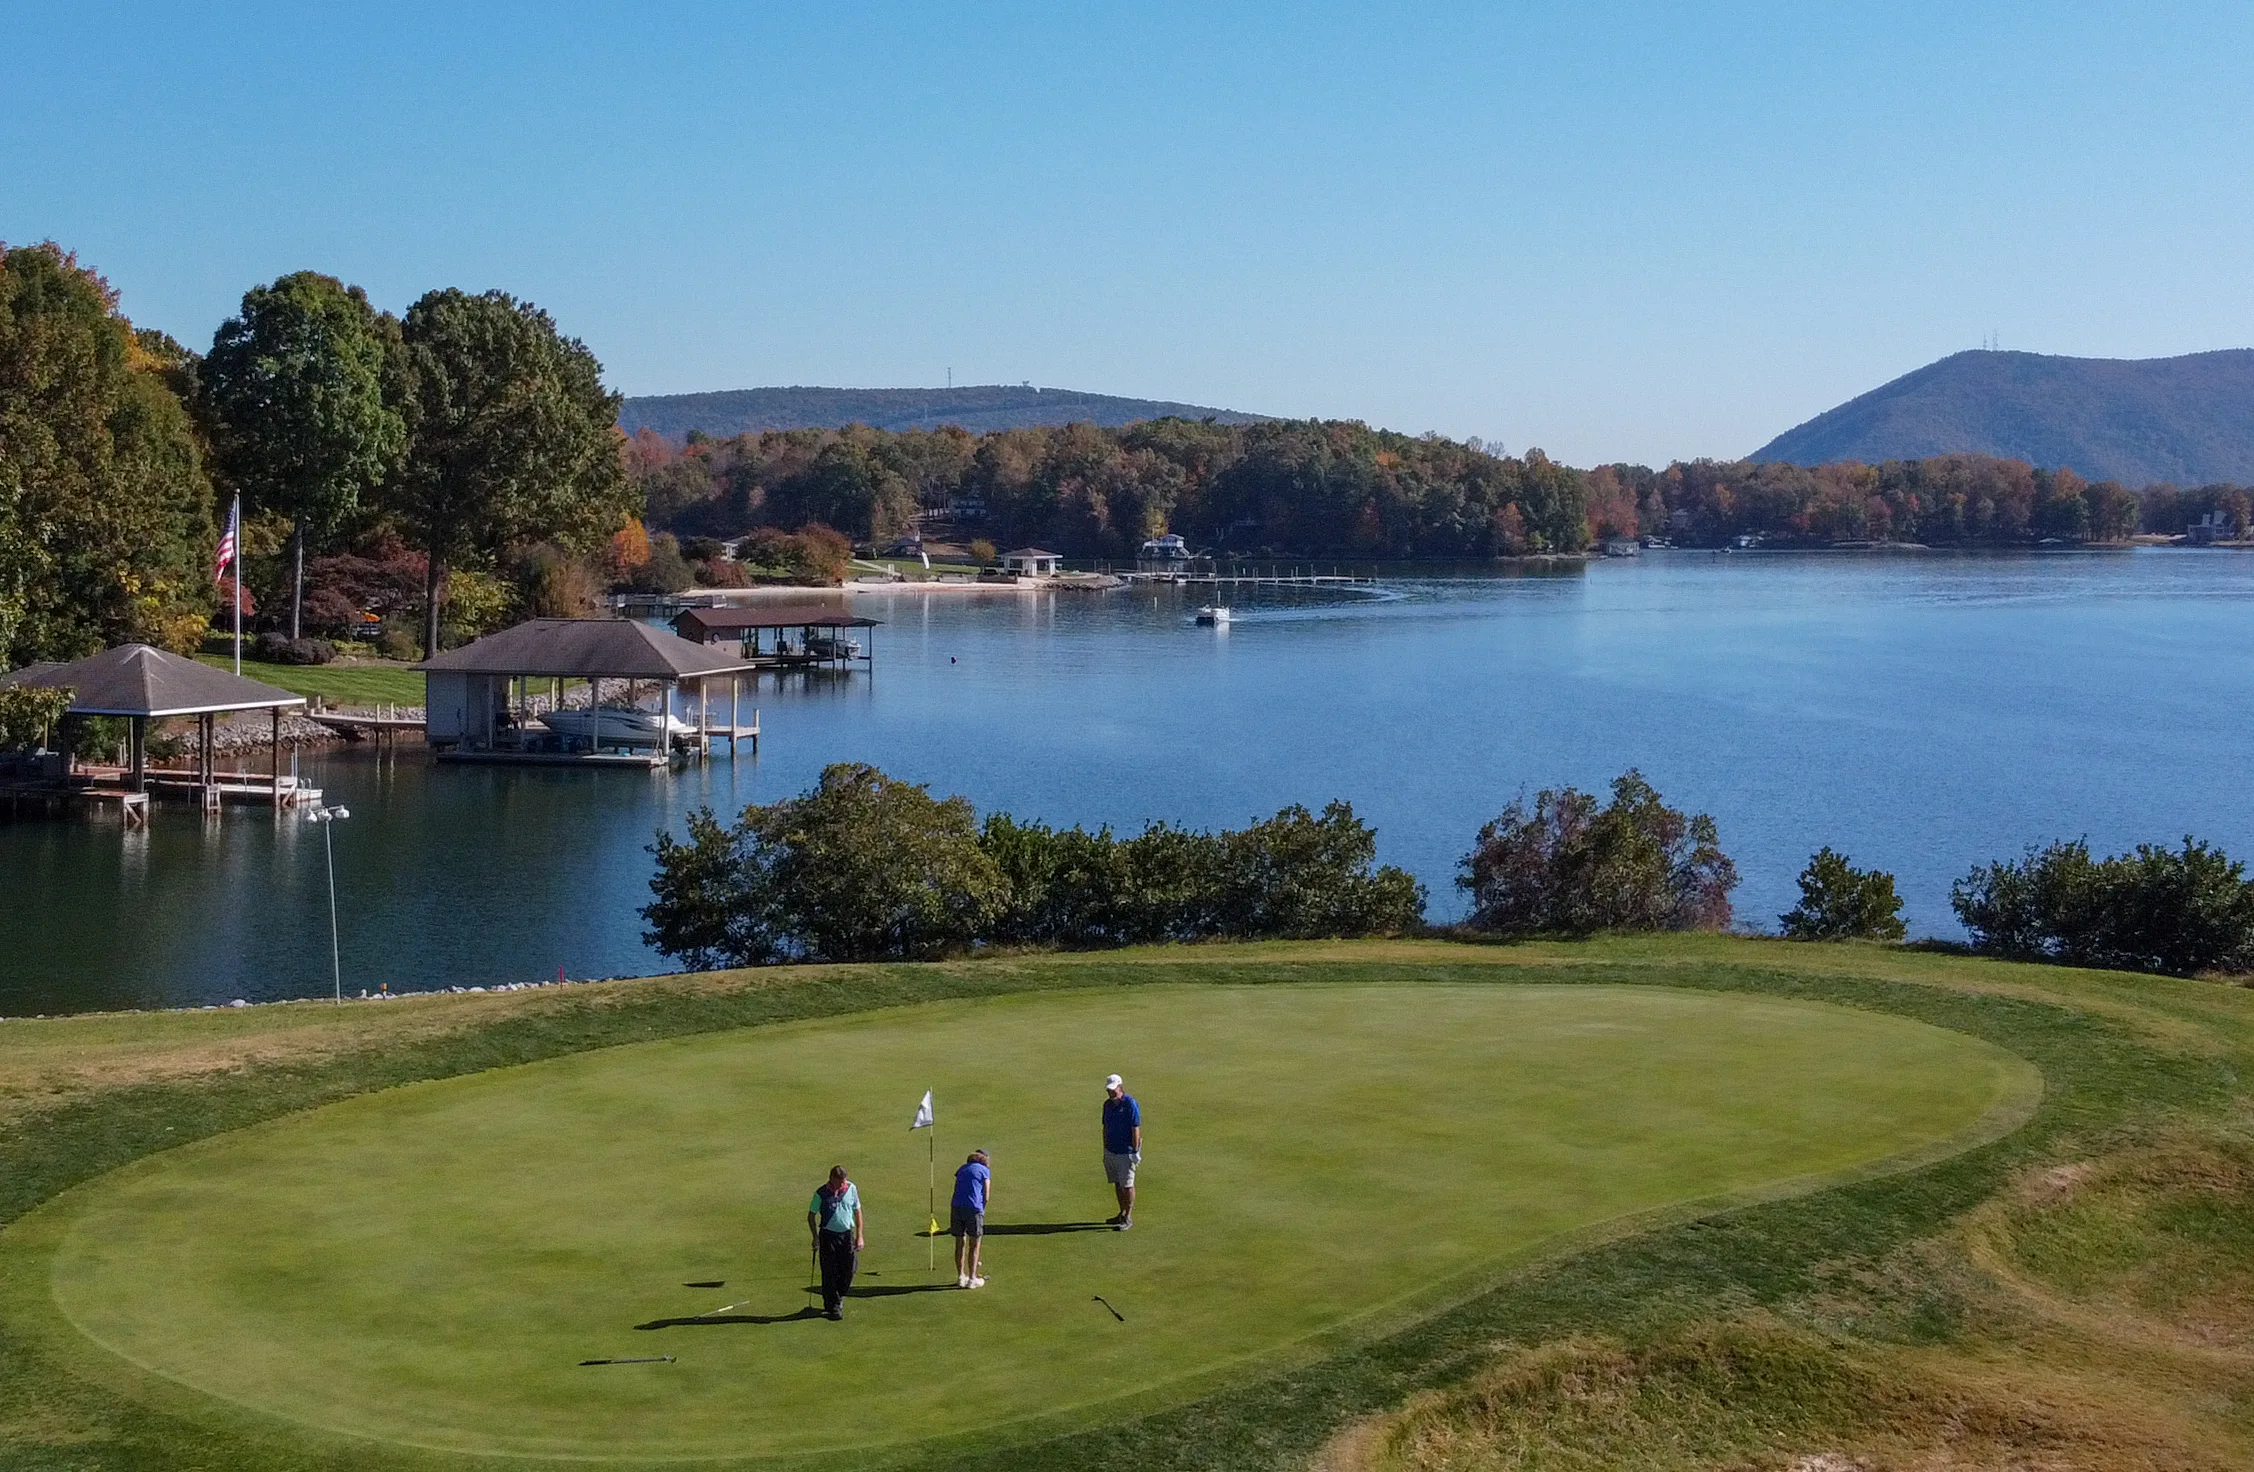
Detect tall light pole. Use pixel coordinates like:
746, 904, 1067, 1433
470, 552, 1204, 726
305, 803, 351, 1004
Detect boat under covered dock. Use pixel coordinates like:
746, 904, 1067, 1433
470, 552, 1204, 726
415, 619, 758, 767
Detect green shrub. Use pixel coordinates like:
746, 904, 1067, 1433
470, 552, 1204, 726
644, 763, 1004, 966
1952, 837, 2254, 976
252, 632, 337, 665
645, 767, 1425, 968
1781, 847, 1906, 941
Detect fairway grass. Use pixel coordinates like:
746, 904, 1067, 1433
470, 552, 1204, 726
1, 937, 2248, 1471
5, 985, 2031, 1460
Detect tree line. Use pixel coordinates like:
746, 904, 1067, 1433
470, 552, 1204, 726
1, 241, 633, 667
644, 763, 2254, 982
632, 426, 2254, 560
631, 419, 1592, 561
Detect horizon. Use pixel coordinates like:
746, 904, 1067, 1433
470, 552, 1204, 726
6, 4, 2253, 466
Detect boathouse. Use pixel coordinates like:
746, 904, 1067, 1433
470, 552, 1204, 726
1000, 548, 1063, 577
415, 618, 757, 766
669, 603, 879, 669
0, 644, 312, 817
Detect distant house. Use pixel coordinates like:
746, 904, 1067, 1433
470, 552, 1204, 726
1000, 548, 1063, 577
1138, 533, 1193, 573
2187, 510, 2237, 545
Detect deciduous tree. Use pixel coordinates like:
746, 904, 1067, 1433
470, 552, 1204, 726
0, 243, 215, 663
1459, 770, 1737, 935
202, 272, 404, 638
387, 289, 633, 655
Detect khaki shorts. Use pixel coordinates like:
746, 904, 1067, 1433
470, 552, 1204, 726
1104, 1150, 1140, 1187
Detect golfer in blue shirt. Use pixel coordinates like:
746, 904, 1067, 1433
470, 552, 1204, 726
951, 1149, 992, 1288
1102, 1073, 1141, 1230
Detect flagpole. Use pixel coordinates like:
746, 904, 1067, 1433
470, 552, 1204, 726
231, 494, 242, 676
927, 1096, 936, 1275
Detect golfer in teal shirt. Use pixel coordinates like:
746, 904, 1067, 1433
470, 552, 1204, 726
807, 1166, 864, 1320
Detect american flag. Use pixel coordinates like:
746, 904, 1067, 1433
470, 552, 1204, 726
213, 498, 239, 582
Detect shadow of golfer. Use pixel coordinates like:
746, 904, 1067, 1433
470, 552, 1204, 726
635, 1307, 824, 1330
846, 1283, 958, 1298
982, 1221, 1115, 1236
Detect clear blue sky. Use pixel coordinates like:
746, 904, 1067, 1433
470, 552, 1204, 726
6, 2, 2249, 466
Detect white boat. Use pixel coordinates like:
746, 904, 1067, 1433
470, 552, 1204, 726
1194, 605, 1232, 626
538, 706, 696, 749
805, 634, 862, 659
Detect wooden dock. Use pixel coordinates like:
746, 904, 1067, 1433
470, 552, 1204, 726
1, 783, 151, 825
306, 703, 425, 739
1116, 568, 1380, 589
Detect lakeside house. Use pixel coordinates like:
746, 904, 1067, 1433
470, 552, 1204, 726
1137, 533, 1194, 573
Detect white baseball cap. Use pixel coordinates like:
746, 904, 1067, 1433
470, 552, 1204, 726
1104, 1073, 1124, 1091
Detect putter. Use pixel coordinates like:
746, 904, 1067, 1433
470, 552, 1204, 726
1093, 1295, 1125, 1322
580, 1355, 675, 1366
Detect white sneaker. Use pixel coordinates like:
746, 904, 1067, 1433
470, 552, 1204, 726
957, 1274, 970, 1289
970, 1276, 986, 1288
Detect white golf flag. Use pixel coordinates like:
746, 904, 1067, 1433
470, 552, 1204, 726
910, 1089, 934, 1130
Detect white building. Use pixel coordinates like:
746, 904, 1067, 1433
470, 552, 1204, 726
1000, 548, 1063, 577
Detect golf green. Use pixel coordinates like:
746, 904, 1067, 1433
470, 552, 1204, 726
2, 982, 2037, 1463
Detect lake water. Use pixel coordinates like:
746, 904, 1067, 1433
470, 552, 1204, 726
7, 550, 2252, 1016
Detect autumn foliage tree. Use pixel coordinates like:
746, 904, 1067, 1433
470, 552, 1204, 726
1458, 771, 1738, 936
0, 242, 215, 663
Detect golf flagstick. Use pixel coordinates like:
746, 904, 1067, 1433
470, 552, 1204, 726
910, 1088, 936, 1275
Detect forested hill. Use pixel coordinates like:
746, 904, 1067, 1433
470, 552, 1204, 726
1752, 349, 2254, 487
620, 385, 1268, 439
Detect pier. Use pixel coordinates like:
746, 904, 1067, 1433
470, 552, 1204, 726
1116, 566, 1381, 589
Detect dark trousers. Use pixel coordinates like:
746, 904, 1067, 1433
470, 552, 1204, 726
817, 1229, 857, 1313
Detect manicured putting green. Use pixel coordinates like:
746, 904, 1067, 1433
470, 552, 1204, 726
11, 983, 2035, 1462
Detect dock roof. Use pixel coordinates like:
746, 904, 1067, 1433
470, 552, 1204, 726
672, 604, 881, 636
0, 644, 307, 717
415, 619, 754, 679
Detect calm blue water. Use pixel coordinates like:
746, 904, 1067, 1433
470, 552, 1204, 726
6, 549, 2252, 1015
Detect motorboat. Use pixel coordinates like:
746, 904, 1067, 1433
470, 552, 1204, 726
537, 706, 697, 749
1194, 605, 1232, 626
805, 633, 862, 659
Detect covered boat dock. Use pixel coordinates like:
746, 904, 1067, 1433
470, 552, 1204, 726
670, 603, 879, 671
415, 619, 758, 767
0, 644, 314, 819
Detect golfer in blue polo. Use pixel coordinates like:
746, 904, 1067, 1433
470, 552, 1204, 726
1102, 1073, 1141, 1230
951, 1149, 991, 1288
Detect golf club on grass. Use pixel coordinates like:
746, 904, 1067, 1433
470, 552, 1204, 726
1093, 1295, 1126, 1322
580, 1355, 675, 1366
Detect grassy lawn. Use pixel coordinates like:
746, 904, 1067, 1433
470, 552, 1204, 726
1, 936, 2249, 1470
193, 652, 425, 705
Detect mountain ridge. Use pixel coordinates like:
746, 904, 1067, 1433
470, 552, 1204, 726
1751, 348, 2254, 487
620, 385, 1270, 439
